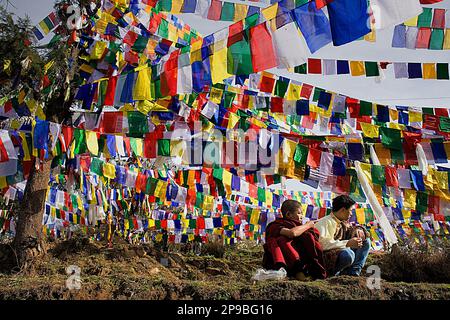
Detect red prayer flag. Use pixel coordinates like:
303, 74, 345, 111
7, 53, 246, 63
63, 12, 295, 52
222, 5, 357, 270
259, 76, 276, 93
431, 9, 446, 29
306, 148, 322, 168
207, 0, 222, 21
161, 51, 179, 97
0, 139, 9, 163
385, 166, 399, 187
308, 58, 322, 74
300, 84, 313, 99
249, 23, 277, 73
270, 97, 284, 113
416, 28, 432, 49
104, 76, 117, 106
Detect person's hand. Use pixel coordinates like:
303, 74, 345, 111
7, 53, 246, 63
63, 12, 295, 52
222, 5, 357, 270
346, 237, 363, 248
305, 221, 315, 229
355, 228, 366, 240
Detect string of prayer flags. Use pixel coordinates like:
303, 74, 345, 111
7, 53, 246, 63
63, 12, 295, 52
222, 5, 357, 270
293, 59, 450, 80
392, 6, 450, 50
32, 11, 60, 40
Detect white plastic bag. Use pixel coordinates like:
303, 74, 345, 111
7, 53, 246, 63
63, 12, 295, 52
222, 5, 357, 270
252, 268, 287, 281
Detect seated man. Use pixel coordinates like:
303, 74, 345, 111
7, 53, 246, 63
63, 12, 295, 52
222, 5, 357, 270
314, 195, 371, 277
263, 200, 327, 280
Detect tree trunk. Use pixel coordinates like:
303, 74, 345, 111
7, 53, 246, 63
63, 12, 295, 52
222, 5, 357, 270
12, 158, 52, 270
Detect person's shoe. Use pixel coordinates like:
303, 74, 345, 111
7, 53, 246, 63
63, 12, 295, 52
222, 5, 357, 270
295, 272, 313, 281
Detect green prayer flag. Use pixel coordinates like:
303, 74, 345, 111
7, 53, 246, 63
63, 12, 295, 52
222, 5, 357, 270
312, 87, 324, 102
390, 147, 404, 164
257, 187, 266, 202
423, 107, 434, 115
213, 168, 224, 180
90, 157, 104, 176
274, 79, 289, 97
74, 129, 87, 154
157, 139, 170, 156
417, 8, 433, 28
416, 192, 428, 213
159, 0, 172, 12
220, 2, 235, 21
294, 144, 308, 166
430, 29, 444, 50
359, 100, 373, 116
132, 35, 149, 53
364, 62, 379, 77
128, 111, 148, 137
195, 193, 204, 208
223, 91, 235, 108
295, 64, 307, 74
227, 38, 253, 75
245, 14, 259, 28
380, 127, 402, 150
371, 165, 386, 185
157, 19, 169, 39
439, 117, 450, 132
437, 63, 449, 80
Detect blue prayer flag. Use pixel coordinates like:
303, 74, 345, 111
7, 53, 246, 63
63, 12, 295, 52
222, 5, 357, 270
327, 0, 371, 46
291, 2, 332, 54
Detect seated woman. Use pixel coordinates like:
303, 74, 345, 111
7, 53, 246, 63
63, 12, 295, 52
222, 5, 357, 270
263, 200, 327, 280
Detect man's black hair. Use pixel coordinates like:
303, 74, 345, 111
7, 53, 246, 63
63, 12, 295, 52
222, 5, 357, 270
332, 195, 356, 212
281, 200, 301, 218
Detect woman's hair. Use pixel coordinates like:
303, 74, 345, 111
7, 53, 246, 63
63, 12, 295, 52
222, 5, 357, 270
332, 195, 356, 212
281, 200, 301, 218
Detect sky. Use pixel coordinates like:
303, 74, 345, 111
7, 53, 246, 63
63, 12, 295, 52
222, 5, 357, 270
5, 0, 450, 192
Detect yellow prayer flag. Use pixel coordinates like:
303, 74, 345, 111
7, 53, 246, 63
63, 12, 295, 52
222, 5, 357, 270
228, 112, 240, 129
90, 41, 107, 60
234, 4, 248, 21
44, 60, 54, 74
404, 16, 419, 27
444, 29, 450, 50
0, 176, 7, 189
103, 163, 116, 179
356, 208, 366, 225
286, 82, 302, 100
223, 170, 232, 187
403, 190, 417, 209
133, 68, 152, 100
209, 87, 223, 104
389, 108, 398, 121
262, 3, 278, 21
266, 191, 272, 207
360, 122, 379, 138
374, 144, 391, 166
350, 61, 365, 76
85, 131, 99, 156
409, 111, 422, 123
360, 163, 373, 184
39, 20, 50, 34
423, 63, 437, 79
211, 48, 231, 84
171, 0, 183, 13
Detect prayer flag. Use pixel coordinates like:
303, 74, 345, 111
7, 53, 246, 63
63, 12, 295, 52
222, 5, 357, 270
249, 23, 277, 73
292, 1, 332, 54
327, 0, 371, 46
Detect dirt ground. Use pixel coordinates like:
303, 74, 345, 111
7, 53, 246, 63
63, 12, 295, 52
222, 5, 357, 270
0, 238, 449, 300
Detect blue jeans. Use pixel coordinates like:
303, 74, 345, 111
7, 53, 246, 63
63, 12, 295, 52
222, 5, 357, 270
333, 239, 371, 276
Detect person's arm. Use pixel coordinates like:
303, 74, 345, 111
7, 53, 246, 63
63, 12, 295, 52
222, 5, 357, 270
280, 221, 314, 239
314, 220, 348, 251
